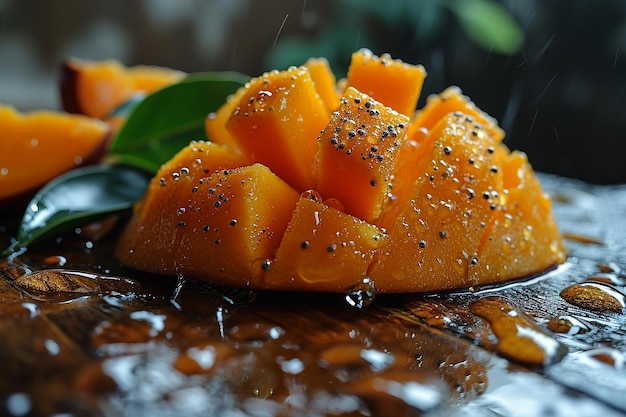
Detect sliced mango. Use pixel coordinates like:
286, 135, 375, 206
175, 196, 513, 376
205, 85, 248, 155
115, 141, 254, 277
116, 146, 299, 286
60, 57, 184, 119
303, 57, 341, 112
470, 151, 567, 282
225, 66, 330, 192
407, 86, 504, 143
345, 49, 427, 117
0, 104, 109, 204
315, 87, 410, 223
264, 195, 387, 292
116, 51, 566, 294
388, 88, 505, 227
370, 113, 509, 292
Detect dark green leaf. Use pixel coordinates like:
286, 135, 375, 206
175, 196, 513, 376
449, 0, 524, 55
108, 71, 249, 173
2, 164, 151, 255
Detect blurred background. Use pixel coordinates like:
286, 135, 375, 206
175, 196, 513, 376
1, 0, 625, 183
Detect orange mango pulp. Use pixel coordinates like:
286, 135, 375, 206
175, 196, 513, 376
345, 49, 427, 117
370, 113, 566, 291
471, 151, 566, 282
388, 86, 506, 231
264, 195, 388, 292
172, 163, 300, 286
225, 66, 330, 192
0, 105, 109, 203
371, 113, 510, 291
205, 85, 248, 155
315, 87, 410, 223
303, 57, 341, 112
406, 86, 504, 142
206, 59, 339, 154
60, 58, 184, 119
115, 141, 299, 286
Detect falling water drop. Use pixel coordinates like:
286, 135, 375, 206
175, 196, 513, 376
5, 392, 31, 417
43, 255, 67, 267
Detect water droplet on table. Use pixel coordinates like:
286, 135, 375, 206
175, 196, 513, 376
470, 296, 567, 366
560, 282, 625, 313
345, 276, 376, 308
12, 269, 140, 302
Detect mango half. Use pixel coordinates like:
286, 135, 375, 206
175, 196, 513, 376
116, 51, 566, 293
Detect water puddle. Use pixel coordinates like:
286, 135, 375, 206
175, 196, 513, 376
469, 296, 568, 366
11, 269, 141, 302
560, 281, 625, 313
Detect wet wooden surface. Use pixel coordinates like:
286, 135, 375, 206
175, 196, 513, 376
1, 173, 625, 417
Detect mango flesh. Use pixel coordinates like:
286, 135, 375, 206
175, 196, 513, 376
225, 66, 330, 192
345, 49, 427, 117
471, 151, 566, 282
369, 113, 562, 292
115, 141, 251, 274
115, 142, 299, 286
60, 57, 184, 119
407, 86, 504, 143
173, 163, 300, 286
116, 51, 566, 293
315, 87, 410, 223
303, 57, 341, 112
264, 196, 388, 292
205, 85, 247, 155
388, 86, 506, 231
0, 104, 109, 207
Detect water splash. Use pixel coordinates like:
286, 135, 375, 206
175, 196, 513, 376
171, 275, 257, 310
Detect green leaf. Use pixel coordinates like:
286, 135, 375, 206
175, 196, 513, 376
448, 0, 524, 55
109, 71, 249, 173
2, 164, 152, 255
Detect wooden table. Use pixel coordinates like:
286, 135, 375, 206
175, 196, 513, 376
1, 173, 625, 417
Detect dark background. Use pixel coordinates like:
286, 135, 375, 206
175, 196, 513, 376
1, 0, 625, 183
